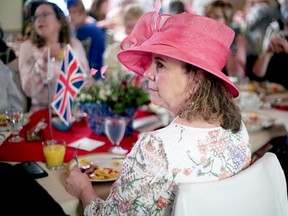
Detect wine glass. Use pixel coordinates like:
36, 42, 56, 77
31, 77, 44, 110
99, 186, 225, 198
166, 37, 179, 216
104, 116, 128, 154
5, 110, 24, 142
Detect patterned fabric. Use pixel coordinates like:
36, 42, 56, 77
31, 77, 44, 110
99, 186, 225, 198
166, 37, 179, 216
84, 121, 251, 216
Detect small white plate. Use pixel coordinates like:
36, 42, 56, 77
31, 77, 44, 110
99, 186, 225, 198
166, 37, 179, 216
242, 111, 275, 132
68, 137, 105, 151
264, 82, 285, 94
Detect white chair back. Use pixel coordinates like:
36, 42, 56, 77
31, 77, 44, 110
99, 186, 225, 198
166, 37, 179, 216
172, 152, 288, 216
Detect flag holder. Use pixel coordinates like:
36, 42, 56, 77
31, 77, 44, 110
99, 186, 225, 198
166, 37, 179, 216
47, 47, 54, 140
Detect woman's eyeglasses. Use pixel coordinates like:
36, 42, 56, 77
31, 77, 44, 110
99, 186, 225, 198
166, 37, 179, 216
32, 13, 55, 21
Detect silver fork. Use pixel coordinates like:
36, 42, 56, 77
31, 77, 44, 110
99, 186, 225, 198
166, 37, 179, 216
73, 144, 81, 166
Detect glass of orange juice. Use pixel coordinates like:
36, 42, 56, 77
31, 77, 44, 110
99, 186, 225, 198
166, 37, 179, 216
42, 139, 66, 170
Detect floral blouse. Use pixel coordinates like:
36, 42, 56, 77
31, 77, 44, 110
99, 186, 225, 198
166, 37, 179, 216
84, 122, 251, 215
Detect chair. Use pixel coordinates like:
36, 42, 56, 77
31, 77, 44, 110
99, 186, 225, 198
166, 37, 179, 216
0, 48, 13, 64
172, 152, 288, 216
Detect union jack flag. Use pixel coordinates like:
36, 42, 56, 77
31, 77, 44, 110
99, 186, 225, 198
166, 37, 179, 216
51, 44, 85, 125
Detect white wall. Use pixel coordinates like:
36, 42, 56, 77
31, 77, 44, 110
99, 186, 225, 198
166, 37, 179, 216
0, 0, 23, 33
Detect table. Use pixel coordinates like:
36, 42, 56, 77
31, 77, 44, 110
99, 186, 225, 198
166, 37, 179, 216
1, 106, 287, 162
2, 106, 288, 216
247, 106, 288, 153
0, 108, 142, 162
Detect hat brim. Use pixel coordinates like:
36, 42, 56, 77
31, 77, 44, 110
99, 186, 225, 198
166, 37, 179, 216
118, 44, 239, 98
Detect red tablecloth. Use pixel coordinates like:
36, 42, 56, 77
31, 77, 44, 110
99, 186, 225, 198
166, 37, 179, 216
0, 109, 151, 163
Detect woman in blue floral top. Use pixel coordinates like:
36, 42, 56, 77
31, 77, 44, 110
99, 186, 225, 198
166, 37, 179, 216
66, 5, 252, 216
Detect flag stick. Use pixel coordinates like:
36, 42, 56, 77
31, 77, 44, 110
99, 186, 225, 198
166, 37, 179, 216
47, 47, 53, 140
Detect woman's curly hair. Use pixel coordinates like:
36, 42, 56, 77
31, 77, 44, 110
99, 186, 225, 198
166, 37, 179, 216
178, 64, 242, 133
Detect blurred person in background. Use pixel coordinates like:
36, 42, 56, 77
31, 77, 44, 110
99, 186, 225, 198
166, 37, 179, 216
104, 0, 137, 44
0, 25, 16, 65
204, 0, 246, 79
87, 0, 110, 35
252, 0, 288, 89
17, 0, 46, 42
88, 0, 110, 22
240, 0, 278, 81
0, 25, 30, 112
168, 0, 186, 14
0, 59, 23, 113
67, 0, 106, 79
103, 3, 144, 72
18, 1, 89, 112
191, 0, 214, 15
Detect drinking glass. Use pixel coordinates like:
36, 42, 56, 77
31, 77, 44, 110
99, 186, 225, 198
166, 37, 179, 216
5, 110, 24, 142
105, 116, 128, 154
42, 139, 66, 170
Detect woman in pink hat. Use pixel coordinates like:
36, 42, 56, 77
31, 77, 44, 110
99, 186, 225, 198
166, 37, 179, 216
66, 9, 251, 215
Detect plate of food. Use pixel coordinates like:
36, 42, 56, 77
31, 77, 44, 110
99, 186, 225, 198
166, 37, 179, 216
67, 153, 125, 182
271, 96, 288, 111
242, 111, 275, 132
255, 82, 286, 94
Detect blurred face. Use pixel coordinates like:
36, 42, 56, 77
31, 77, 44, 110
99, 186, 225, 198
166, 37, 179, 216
144, 54, 189, 114
34, 5, 61, 40
206, 8, 226, 24
68, 6, 85, 27
98, 0, 109, 20
124, 18, 139, 35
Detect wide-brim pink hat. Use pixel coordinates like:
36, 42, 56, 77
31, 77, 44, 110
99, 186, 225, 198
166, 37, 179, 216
117, 11, 239, 98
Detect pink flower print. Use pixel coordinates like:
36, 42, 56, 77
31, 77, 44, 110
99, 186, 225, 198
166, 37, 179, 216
168, 183, 175, 191
197, 141, 208, 154
156, 196, 169, 209
214, 137, 228, 153
172, 168, 181, 174
110, 183, 119, 195
199, 156, 208, 165
208, 130, 220, 138
183, 168, 192, 176
219, 171, 230, 180
145, 144, 155, 152
119, 202, 127, 213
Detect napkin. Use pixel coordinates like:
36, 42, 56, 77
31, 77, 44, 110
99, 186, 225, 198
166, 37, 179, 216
68, 137, 105, 151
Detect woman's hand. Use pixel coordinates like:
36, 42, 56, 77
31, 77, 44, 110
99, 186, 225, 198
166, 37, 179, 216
268, 36, 288, 54
65, 165, 97, 206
